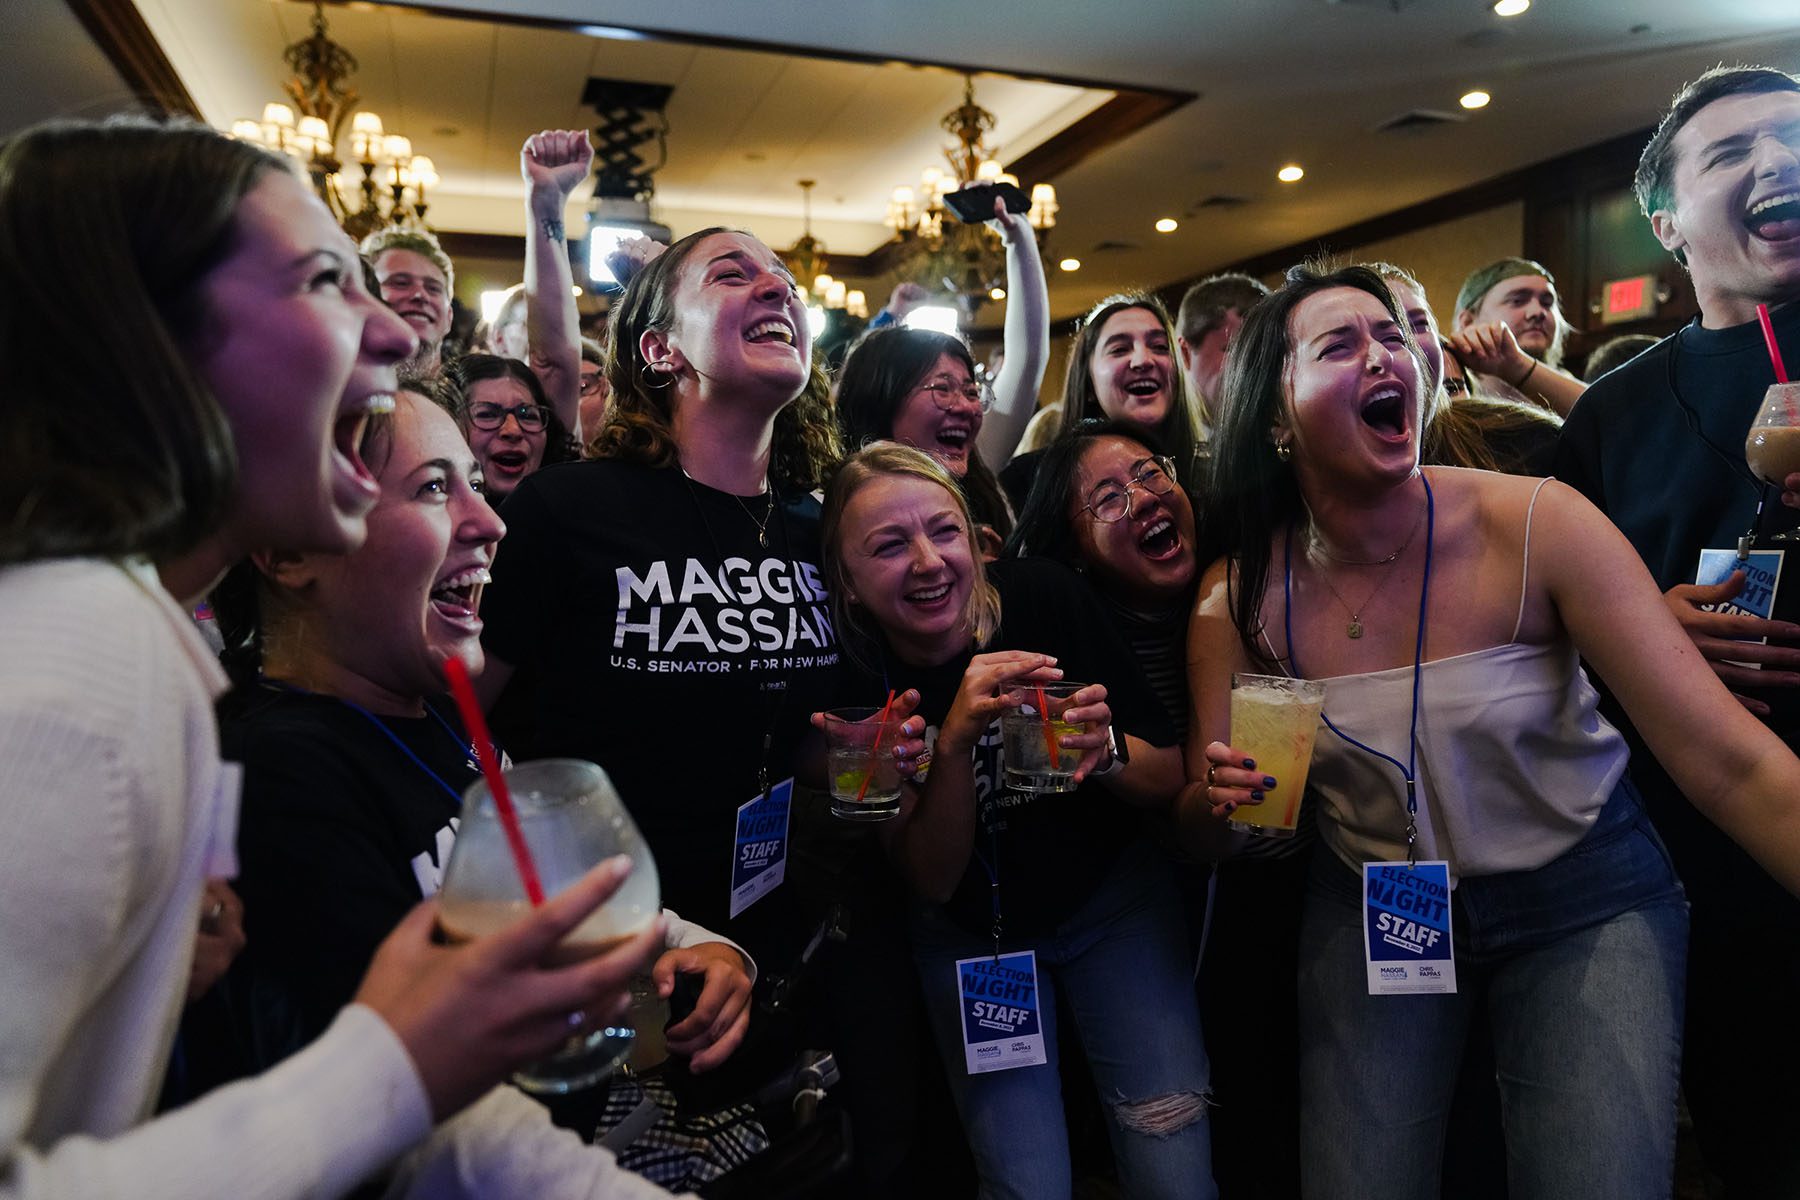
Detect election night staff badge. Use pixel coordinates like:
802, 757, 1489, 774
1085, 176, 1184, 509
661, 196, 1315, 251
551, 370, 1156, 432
1697, 547, 1786, 669
1364, 860, 1457, 995
956, 951, 1048, 1074
729, 777, 791, 918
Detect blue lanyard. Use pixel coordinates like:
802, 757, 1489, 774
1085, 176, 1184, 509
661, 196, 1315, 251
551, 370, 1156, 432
261, 679, 478, 810
1282, 470, 1435, 865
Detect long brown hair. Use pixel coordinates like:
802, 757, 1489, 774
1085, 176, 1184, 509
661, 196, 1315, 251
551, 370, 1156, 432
1058, 294, 1203, 492
591, 227, 840, 492
1202, 262, 1426, 664
0, 117, 286, 565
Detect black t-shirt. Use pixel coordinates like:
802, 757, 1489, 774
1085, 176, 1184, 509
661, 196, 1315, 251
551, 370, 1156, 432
481, 458, 840, 960
1555, 303, 1800, 731
1097, 588, 1193, 735
839, 558, 1176, 938
206, 685, 473, 1080
1554, 299, 1800, 921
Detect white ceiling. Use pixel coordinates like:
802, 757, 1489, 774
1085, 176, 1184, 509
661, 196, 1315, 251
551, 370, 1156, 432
12, 0, 1800, 321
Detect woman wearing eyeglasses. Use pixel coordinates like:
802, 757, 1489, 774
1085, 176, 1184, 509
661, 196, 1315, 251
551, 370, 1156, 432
836, 326, 1016, 554
821, 442, 1214, 1199
448, 354, 576, 504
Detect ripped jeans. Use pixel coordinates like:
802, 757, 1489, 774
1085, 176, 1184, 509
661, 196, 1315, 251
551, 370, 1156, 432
911, 839, 1218, 1200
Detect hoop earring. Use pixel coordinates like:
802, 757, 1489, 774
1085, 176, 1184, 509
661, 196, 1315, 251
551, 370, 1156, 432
640, 360, 675, 389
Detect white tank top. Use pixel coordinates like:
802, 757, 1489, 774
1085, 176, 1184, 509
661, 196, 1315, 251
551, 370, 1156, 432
1292, 478, 1628, 880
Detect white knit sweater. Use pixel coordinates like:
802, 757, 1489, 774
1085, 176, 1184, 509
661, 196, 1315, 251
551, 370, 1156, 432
0, 559, 675, 1199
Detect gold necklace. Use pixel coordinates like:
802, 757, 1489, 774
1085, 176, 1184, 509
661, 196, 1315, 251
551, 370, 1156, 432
1307, 498, 1426, 566
1309, 562, 1403, 640
1306, 494, 1426, 638
679, 462, 774, 548
733, 491, 775, 548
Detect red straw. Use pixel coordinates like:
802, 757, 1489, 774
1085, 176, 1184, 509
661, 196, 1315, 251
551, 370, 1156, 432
443, 656, 546, 905
1034, 685, 1059, 763
1759, 304, 1789, 384
854, 689, 898, 804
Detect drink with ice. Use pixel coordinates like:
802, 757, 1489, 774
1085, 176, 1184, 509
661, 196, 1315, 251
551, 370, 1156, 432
1001, 682, 1086, 793
437, 758, 659, 1093
1226, 673, 1325, 838
823, 706, 904, 821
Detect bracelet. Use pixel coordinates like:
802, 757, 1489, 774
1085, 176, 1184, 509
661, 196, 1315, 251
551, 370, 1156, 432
1512, 358, 1539, 391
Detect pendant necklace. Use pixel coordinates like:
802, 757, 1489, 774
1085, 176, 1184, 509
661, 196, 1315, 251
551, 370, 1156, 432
1306, 490, 1427, 639
734, 491, 776, 548
680, 461, 774, 548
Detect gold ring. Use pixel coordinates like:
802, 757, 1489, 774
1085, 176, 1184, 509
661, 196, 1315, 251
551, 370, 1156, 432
1205, 763, 1218, 788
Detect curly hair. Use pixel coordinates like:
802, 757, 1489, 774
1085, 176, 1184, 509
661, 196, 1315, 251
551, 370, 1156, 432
590, 226, 839, 492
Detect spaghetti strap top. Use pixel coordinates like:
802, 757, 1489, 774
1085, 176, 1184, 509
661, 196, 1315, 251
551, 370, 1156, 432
1301, 476, 1629, 879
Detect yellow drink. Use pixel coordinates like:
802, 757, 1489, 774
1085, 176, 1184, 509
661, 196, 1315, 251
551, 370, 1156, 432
1226, 674, 1324, 838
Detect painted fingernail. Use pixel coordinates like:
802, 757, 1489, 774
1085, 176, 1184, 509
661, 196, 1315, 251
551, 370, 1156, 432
1224, 801, 1237, 813
1242, 758, 1256, 769
1264, 776, 1277, 789
1250, 790, 1264, 802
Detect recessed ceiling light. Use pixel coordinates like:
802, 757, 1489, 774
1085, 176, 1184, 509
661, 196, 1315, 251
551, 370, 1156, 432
1492, 0, 1529, 15
1154, 218, 1179, 233
989, 286, 1007, 300
1460, 89, 1492, 110
1059, 258, 1082, 272
1277, 164, 1305, 183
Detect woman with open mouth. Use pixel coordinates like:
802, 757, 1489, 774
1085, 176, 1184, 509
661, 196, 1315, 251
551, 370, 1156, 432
202, 383, 755, 1190
1009, 420, 1302, 1198
476, 228, 941, 1193
822, 441, 1214, 1200
1000, 294, 1205, 514
448, 353, 576, 507
0, 117, 667, 1198
1189, 261, 1800, 1198
837, 196, 1049, 559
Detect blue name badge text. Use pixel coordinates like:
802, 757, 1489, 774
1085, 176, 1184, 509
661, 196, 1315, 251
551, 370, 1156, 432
956, 950, 1047, 1074
1697, 547, 1785, 668
729, 777, 791, 919
1363, 860, 1457, 995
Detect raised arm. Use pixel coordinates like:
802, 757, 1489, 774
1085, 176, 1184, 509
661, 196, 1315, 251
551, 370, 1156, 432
519, 130, 591, 441
1447, 321, 1585, 417
1536, 480, 1800, 894
975, 198, 1050, 467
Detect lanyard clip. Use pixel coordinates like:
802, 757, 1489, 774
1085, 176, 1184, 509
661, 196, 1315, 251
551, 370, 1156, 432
1404, 777, 1419, 869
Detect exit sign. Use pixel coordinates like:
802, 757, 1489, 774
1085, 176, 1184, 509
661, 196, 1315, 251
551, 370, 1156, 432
1600, 274, 1657, 324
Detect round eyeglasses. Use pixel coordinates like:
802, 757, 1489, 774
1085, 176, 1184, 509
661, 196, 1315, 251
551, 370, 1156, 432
916, 377, 994, 414
1082, 456, 1178, 523
468, 401, 549, 433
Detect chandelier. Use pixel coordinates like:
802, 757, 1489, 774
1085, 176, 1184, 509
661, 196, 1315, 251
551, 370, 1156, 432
884, 76, 1058, 314
230, 2, 437, 240
783, 179, 868, 319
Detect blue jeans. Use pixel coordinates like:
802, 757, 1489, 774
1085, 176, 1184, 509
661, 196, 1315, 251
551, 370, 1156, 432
912, 839, 1218, 1200
1298, 779, 1688, 1199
